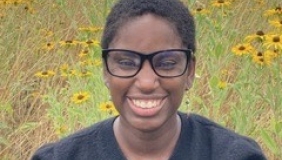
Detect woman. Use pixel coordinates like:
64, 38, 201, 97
31, 0, 266, 159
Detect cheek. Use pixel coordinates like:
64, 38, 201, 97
108, 78, 132, 102
163, 78, 186, 102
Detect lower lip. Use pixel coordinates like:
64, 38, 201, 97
127, 99, 164, 117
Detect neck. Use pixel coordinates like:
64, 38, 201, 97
113, 114, 181, 159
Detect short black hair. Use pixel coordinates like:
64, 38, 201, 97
101, 0, 196, 52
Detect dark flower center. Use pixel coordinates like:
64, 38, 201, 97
106, 104, 111, 109
257, 52, 263, 56
239, 46, 246, 50
86, 40, 93, 44
47, 43, 52, 46
218, 0, 224, 3
275, 6, 281, 11
65, 40, 73, 43
77, 95, 85, 100
273, 36, 280, 42
256, 30, 264, 36
259, 58, 264, 62
196, 8, 203, 11
42, 71, 48, 75
82, 50, 89, 54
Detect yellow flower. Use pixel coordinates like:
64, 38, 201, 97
252, 51, 273, 66
40, 29, 54, 37
269, 19, 282, 29
59, 40, 79, 47
94, 59, 102, 66
24, 5, 36, 14
60, 63, 69, 72
69, 69, 78, 76
264, 6, 282, 17
79, 59, 102, 67
211, 0, 231, 7
35, 70, 55, 78
41, 42, 55, 51
263, 34, 282, 50
80, 39, 100, 48
231, 43, 255, 56
59, 64, 70, 76
55, 125, 68, 136
217, 80, 227, 89
79, 49, 90, 58
78, 26, 103, 33
244, 30, 265, 43
78, 70, 92, 77
192, 7, 210, 15
99, 101, 119, 115
71, 91, 90, 104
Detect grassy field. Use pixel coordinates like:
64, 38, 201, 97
0, 0, 281, 159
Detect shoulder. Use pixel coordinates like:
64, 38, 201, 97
31, 117, 116, 160
178, 112, 267, 160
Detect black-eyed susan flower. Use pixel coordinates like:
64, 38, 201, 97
55, 125, 68, 136
59, 40, 79, 47
41, 42, 55, 51
60, 63, 69, 72
252, 51, 273, 66
69, 69, 78, 76
192, 7, 210, 15
263, 34, 282, 50
217, 80, 227, 89
80, 39, 100, 48
211, 0, 231, 7
269, 19, 282, 29
71, 91, 90, 104
264, 6, 282, 17
24, 5, 36, 14
78, 49, 90, 58
40, 29, 54, 37
59, 64, 70, 76
99, 101, 119, 115
94, 59, 102, 67
78, 26, 103, 33
35, 70, 55, 78
78, 70, 92, 77
231, 43, 255, 56
244, 30, 265, 43
79, 59, 102, 67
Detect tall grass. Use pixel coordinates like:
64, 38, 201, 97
0, 0, 281, 159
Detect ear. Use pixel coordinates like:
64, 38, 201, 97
185, 58, 196, 91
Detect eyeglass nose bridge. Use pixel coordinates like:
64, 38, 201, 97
137, 53, 158, 71
137, 54, 159, 77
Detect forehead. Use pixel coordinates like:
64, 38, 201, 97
109, 14, 183, 53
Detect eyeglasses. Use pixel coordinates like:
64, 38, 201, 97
102, 49, 193, 78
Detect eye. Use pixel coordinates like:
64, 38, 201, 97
155, 60, 176, 70
117, 58, 139, 70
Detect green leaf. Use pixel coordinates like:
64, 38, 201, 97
261, 129, 278, 154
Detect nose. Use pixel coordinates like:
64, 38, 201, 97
135, 61, 159, 93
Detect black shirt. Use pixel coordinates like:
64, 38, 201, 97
31, 112, 266, 160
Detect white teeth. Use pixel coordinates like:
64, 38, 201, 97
132, 99, 161, 109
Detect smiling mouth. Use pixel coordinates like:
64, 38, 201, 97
131, 99, 163, 109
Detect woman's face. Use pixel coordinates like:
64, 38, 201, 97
104, 14, 195, 131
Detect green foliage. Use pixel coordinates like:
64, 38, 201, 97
0, 0, 281, 159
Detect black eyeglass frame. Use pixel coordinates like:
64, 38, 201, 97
102, 49, 193, 78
